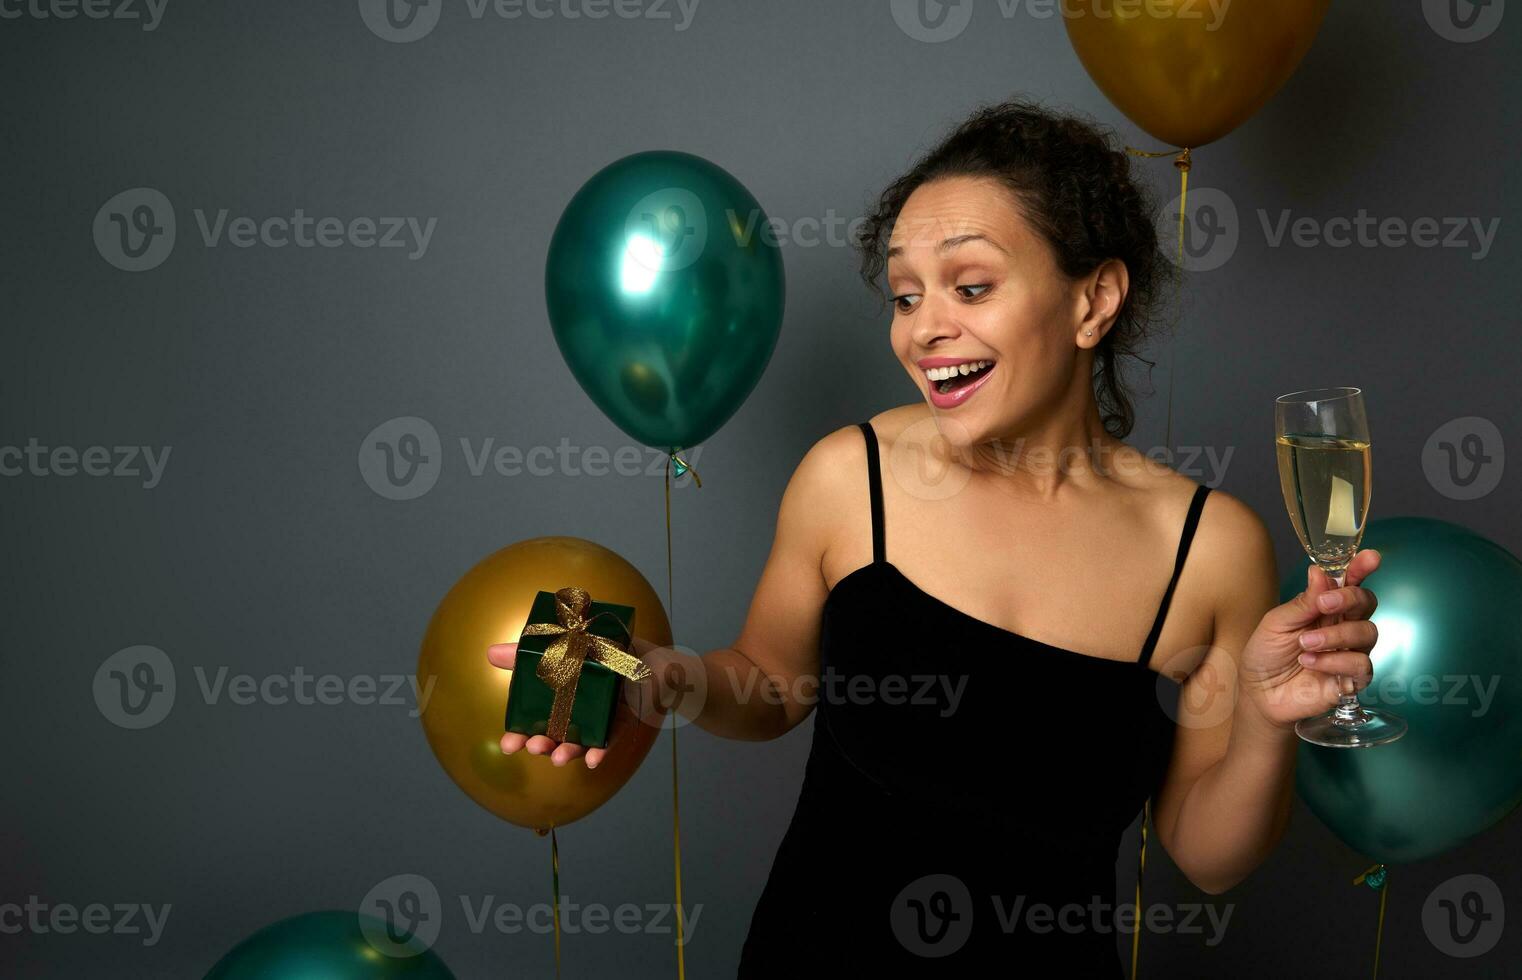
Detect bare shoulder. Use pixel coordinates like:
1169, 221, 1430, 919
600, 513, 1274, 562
1191, 487, 1275, 570
864, 403, 933, 446
776, 420, 872, 539
1187, 485, 1280, 622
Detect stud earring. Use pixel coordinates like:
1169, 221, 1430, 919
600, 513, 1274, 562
1085, 330, 1094, 337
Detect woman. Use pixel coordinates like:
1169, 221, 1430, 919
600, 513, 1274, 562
488, 101, 1381, 975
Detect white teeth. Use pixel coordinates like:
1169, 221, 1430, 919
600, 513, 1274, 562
924, 360, 992, 382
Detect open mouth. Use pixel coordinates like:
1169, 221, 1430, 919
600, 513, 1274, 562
925, 359, 995, 395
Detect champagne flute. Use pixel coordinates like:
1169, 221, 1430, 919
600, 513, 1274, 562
1275, 387, 1407, 748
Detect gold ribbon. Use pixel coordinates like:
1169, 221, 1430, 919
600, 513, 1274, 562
521, 587, 650, 742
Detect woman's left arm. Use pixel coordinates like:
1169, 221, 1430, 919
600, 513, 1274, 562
1149, 492, 1381, 895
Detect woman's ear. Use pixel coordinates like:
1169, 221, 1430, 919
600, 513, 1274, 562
1076, 259, 1129, 349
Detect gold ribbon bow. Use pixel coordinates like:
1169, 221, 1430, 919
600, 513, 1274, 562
520, 587, 650, 742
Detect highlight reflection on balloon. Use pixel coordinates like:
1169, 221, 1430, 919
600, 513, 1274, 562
417, 536, 671, 831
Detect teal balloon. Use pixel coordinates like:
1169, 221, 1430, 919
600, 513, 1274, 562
545, 150, 785, 451
1287, 517, 1522, 862
205, 911, 454, 979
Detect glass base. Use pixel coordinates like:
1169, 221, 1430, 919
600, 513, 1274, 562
1296, 706, 1408, 748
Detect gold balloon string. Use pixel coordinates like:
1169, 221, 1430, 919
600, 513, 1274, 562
663, 451, 696, 980
1125, 145, 1193, 459
1130, 797, 1151, 979
1352, 863, 1390, 978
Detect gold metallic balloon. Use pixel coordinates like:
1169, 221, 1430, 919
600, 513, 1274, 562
417, 536, 670, 831
1064, 0, 1331, 148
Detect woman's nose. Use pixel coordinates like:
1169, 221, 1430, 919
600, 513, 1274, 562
910, 295, 962, 347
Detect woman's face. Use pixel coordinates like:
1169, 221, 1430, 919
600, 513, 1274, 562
886, 176, 1106, 450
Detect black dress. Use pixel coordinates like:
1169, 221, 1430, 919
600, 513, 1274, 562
738, 421, 1211, 977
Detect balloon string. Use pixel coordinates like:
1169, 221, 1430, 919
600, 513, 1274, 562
664, 455, 688, 980
1352, 863, 1389, 978
1117, 149, 1190, 977
1124, 145, 1192, 459
1130, 798, 1150, 979
550, 826, 562, 979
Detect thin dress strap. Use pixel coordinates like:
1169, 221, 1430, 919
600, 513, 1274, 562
1139, 483, 1212, 667
857, 422, 885, 565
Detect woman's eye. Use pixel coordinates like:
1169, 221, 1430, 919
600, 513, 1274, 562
957, 284, 991, 300
892, 293, 922, 313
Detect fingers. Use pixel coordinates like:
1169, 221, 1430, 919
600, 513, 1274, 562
1343, 549, 1382, 588
1299, 619, 1379, 654
487, 642, 518, 669
1314, 584, 1378, 621
498, 730, 603, 768
1296, 650, 1374, 688
550, 742, 586, 766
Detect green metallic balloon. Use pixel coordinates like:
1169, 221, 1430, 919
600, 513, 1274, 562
204, 910, 455, 979
1288, 517, 1522, 862
545, 150, 786, 451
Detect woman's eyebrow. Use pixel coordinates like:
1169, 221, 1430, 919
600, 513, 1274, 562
886, 233, 1008, 258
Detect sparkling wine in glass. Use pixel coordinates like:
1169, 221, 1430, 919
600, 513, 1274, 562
1275, 387, 1406, 748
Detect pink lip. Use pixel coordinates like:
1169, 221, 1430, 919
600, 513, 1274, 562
923, 362, 997, 409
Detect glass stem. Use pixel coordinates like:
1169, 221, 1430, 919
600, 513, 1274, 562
1323, 568, 1367, 727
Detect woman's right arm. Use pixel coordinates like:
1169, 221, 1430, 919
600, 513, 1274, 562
662, 425, 862, 741
490, 425, 863, 762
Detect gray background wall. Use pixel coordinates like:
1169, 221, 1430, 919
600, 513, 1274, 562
3, 1, 1518, 976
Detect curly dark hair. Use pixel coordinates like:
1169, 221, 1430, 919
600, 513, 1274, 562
856, 99, 1175, 440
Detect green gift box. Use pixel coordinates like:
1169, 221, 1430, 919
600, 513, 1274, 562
504, 587, 642, 749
